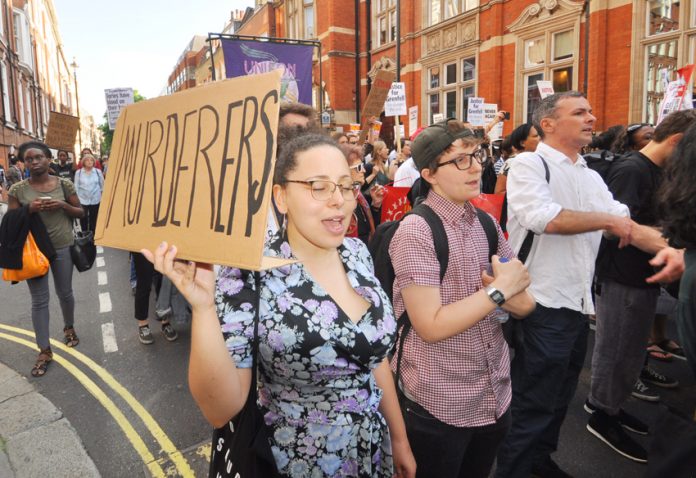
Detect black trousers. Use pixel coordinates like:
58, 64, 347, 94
132, 252, 161, 321
79, 203, 100, 234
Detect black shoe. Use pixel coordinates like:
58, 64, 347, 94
586, 412, 647, 463
161, 322, 178, 342
138, 325, 154, 345
530, 457, 573, 478
631, 379, 661, 402
584, 400, 649, 435
640, 365, 679, 389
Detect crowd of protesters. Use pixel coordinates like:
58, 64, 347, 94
2, 93, 695, 477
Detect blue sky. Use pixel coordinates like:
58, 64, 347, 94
54, 0, 252, 122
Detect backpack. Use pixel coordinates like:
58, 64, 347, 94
368, 202, 498, 378
584, 149, 622, 182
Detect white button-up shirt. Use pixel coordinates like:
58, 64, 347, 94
506, 142, 629, 314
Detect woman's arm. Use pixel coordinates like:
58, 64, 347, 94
142, 243, 252, 428
373, 359, 416, 478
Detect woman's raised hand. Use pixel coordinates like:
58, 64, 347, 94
141, 242, 216, 312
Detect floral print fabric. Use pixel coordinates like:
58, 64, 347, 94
216, 235, 397, 477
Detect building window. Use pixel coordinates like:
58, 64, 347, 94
287, 0, 315, 40
1, 63, 11, 124
17, 79, 24, 129
645, 39, 679, 124
303, 0, 315, 39
430, 0, 478, 25
647, 0, 680, 35
13, 8, 33, 70
25, 84, 33, 133
521, 29, 575, 123
375, 0, 397, 46
426, 55, 476, 124
287, 0, 298, 38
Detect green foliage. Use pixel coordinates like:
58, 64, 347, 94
98, 90, 146, 156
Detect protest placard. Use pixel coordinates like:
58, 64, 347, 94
657, 64, 694, 125
358, 69, 396, 143
432, 113, 445, 124
484, 103, 503, 141
44, 112, 80, 151
105, 88, 134, 130
536, 80, 555, 99
384, 82, 407, 117
467, 97, 485, 126
95, 70, 292, 270
408, 106, 418, 136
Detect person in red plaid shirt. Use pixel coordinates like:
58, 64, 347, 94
390, 119, 536, 478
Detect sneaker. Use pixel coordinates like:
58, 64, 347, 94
161, 322, 178, 342
640, 365, 679, 389
531, 457, 573, 478
583, 401, 649, 435
586, 412, 647, 463
138, 325, 154, 345
631, 379, 660, 402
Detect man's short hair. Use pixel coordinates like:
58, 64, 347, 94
653, 109, 696, 142
279, 102, 317, 126
532, 91, 586, 140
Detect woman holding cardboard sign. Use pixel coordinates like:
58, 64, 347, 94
143, 134, 416, 478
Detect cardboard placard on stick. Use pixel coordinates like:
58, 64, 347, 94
358, 69, 396, 144
45, 112, 80, 151
95, 70, 292, 270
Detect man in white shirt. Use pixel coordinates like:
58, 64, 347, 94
496, 92, 635, 478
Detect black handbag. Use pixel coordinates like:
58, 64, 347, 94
70, 225, 96, 272
208, 271, 280, 478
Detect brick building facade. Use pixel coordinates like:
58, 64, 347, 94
203, 0, 694, 141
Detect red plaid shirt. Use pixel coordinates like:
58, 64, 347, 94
389, 191, 514, 427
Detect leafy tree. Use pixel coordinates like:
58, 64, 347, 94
98, 90, 146, 155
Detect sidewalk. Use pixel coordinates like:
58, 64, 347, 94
0, 361, 100, 478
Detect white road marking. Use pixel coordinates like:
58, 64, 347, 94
101, 322, 118, 353
96, 257, 105, 268
96, 246, 104, 254
97, 271, 108, 286
99, 292, 112, 313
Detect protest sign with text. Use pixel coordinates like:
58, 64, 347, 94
95, 70, 291, 270
384, 82, 407, 117
45, 112, 80, 151
105, 88, 134, 130
657, 64, 694, 125
408, 106, 418, 137
484, 104, 503, 141
358, 69, 396, 143
536, 80, 555, 99
467, 97, 485, 126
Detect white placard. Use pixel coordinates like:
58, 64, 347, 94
394, 124, 405, 138
466, 97, 485, 126
484, 103, 504, 141
432, 113, 445, 124
536, 80, 555, 99
384, 82, 407, 116
408, 106, 418, 137
104, 88, 134, 130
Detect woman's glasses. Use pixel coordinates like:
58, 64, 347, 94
437, 148, 487, 170
349, 163, 365, 173
284, 179, 361, 201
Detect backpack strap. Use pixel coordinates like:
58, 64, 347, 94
475, 208, 497, 262
517, 153, 550, 263
394, 203, 448, 386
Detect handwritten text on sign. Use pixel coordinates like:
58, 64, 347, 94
95, 70, 286, 270
44, 111, 80, 151
384, 82, 407, 117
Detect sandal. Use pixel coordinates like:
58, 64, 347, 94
64, 326, 79, 347
31, 348, 53, 377
656, 339, 686, 360
647, 343, 673, 362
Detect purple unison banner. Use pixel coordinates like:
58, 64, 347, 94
221, 39, 314, 105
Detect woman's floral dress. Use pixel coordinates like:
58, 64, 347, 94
216, 235, 397, 478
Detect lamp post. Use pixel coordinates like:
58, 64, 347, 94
69, 58, 82, 149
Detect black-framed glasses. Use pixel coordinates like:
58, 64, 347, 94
437, 148, 487, 170
284, 179, 360, 201
349, 163, 365, 173
627, 123, 652, 133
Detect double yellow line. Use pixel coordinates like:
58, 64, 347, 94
0, 323, 195, 477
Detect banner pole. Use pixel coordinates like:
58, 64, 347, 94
395, 115, 401, 154
318, 42, 324, 113
208, 34, 216, 82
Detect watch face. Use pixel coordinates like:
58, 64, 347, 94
487, 287, 505, 305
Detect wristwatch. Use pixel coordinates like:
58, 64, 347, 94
485, 286, 506, 306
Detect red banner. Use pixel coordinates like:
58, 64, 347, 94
470, 193, 505, 223
381, 186, 412, 223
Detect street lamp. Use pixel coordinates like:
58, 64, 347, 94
69, 57, 82, 149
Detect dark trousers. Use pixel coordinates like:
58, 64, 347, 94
401, 394, 511, 478
79, 203, 100, 234
678, 250, 696, 379
133, 252, 161, 321
495, 304, 588, 478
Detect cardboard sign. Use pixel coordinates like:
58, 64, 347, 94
408, 106, 418, 137
536, 80, 554, 99
44, 112, 80, 151
105, 88, 135, 130
384, 82, 407, 117
95, 70, 292, 271
467, 97, 485, 126
358, 69, 396, 143
484, 103, 503, 141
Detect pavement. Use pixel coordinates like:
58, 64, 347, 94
0, 361, 100, 478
